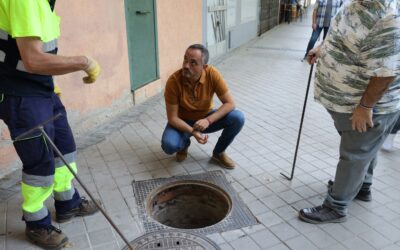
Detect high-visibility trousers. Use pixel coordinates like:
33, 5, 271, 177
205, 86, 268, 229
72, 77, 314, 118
0, 93, 81, 228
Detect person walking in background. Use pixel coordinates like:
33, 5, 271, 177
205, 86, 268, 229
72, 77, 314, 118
299, 0, 400, 224
302, 0, 342, 61
382, 117, 400, 151
0, 1, 101, 248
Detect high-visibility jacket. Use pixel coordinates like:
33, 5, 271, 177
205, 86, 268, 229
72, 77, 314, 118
0, 0, 60, 96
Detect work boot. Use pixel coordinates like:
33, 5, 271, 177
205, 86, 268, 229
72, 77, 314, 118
25, 225, 68, 250
212, 152, 235, 169
176, 146, 189, 162
299, 205, 347, 224
327, 180, 372, 202
56, 197, 100, 223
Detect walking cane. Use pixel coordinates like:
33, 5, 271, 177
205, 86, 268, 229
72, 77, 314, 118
15, 114, 135, 250
281, 64, 314, 181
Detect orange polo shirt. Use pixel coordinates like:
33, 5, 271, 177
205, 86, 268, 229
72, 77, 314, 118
164, 65, 229, 121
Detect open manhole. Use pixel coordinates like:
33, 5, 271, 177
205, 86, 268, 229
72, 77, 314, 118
146, 180, 232, 229
122, 230, 220, 250
133, 171, 259, 234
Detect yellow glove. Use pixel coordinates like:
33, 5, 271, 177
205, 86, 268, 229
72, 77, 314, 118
83, 57, 100, 84
54, 84, 62, 97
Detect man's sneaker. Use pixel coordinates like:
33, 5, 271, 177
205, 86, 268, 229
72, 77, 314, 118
327, 180, 371, 202
212, 152, 235, 169
26, 225, 68, 250
176, 145, 189, 162
299, 205, 347, 224
56, 197, 100, 223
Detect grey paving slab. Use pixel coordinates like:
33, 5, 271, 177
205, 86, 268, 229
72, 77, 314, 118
219, 243, 234, 250
230, 235, 261, 250
66, 234, 91, 250
88, 228, 116, 248
59, 218, 87, 238
269, 222, 300, 241
285, 235, 319, 250
304, 227, 339, 249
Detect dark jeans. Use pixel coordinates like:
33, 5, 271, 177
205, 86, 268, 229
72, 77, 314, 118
161, 109, 245, 155
304, 26, 330, 58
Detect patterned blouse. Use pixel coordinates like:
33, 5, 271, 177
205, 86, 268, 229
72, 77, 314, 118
314, 0, 400, 114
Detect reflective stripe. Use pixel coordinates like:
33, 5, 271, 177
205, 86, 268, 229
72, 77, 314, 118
54, 162, 77, 193
0, 50, 5, 62
21, 182, 53, 214
16, 60, 27, 72
54, 187, 75, 201
22, 173, 54, 187
23, 206, 48, 221
0, 29, 8, 40
55, 151, 77, 168
42, 39, 57, 52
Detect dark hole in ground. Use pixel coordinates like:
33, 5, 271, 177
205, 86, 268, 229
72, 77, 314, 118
147, 180, 232, 229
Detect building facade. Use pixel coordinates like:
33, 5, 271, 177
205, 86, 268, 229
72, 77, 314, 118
0, 0, 202, 176
0, 0, 282, 176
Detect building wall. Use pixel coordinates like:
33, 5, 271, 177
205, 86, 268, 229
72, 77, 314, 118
0, 0, 202, 177
134, 0, 203, 103
259, 0, 280, 34
205, 0, 259, 57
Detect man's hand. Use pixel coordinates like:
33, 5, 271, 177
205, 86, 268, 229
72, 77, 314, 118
312, 23, 317, 30
83, 57, 101, 84
192, 130, 208, 144
307, 46, 321, 64
193, 118, 210, 131
350, 106, 374, 133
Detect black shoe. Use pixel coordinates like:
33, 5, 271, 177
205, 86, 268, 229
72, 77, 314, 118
355, 189, 372, 201
56, 197, 101, 223
299, 205, 347, 224
327, 180, 372, 202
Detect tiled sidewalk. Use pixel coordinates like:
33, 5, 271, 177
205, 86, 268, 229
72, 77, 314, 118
1, 9, 400, 250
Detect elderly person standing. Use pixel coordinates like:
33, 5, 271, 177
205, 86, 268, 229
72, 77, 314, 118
299, 0, 400, 223
302, 0, 342, 61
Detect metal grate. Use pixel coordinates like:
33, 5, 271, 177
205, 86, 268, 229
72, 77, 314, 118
122, 230, 220, 250
132, 170, 259, 235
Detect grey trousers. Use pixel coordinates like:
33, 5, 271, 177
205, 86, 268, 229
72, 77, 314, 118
323, 110, 400, 215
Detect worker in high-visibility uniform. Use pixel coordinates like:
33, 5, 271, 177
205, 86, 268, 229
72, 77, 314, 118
0, 1, 101, 249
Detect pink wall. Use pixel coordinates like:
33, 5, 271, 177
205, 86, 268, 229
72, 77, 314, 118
0, 0, 203, 176
55, 0, 131, 113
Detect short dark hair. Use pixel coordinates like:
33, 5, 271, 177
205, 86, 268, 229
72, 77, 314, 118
187, 44, 209, 64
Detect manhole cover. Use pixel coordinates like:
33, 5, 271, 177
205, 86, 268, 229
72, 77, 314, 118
122, 230, 220, 250
147, 180, 232, 229
133, 171, 259, 234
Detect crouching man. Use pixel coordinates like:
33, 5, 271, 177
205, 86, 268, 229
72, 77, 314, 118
161, 44, 244, 169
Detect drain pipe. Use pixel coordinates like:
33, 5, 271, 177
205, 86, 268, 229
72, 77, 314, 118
15, 114, 135, 250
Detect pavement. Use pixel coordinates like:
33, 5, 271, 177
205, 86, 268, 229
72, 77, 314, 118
1, 7, 400, 250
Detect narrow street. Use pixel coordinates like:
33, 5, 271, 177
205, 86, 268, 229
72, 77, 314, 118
2, 9, 400, 250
